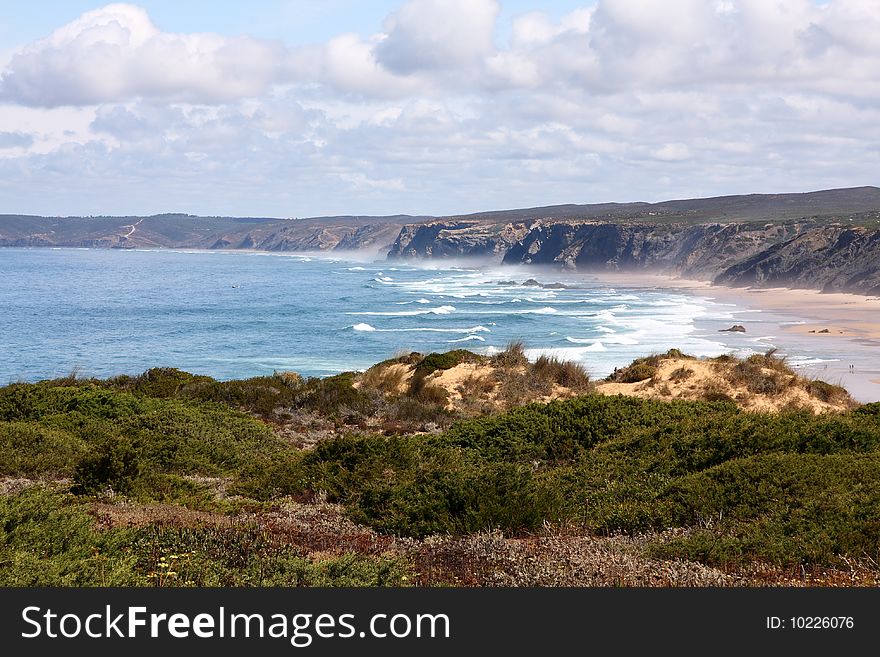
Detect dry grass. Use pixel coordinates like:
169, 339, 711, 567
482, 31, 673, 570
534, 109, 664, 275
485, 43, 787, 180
491, 341, 529, 369
728, 360, 789, 396
669, 366, 694, 382
456, 373, 497, 398
598, 349, 857, 413
86, 496, 880, 588
805, 379, 853, 405
531, 356, 593, 391
360, 363, 408, 395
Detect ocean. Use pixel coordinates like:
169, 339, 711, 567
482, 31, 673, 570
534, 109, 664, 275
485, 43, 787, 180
0, 247, 866, 392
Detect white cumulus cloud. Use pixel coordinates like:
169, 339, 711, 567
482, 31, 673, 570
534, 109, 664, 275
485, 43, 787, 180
375, 0, 500, 74
0, 3, 291, 106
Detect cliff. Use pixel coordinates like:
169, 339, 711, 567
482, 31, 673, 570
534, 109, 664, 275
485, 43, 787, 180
389, 218, 880, 294
384, 187, 880, 295
4, 187, 880, 292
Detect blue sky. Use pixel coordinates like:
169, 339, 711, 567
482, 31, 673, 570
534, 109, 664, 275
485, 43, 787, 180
0, 1, 876, 218
0, 1, 595, 48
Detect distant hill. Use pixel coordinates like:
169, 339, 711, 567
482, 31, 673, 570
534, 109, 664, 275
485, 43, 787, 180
440, 186, 880, 225
0, 212, 426, 253
2, 187, 878, 252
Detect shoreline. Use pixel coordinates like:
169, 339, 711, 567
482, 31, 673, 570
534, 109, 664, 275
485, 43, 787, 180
4, 247, 879, 401
583, 270, 880, 403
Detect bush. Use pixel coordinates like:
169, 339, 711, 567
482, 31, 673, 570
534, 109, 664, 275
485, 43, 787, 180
745, 348, 791, 373
0, 488, 139, 586
611, 363, 657, 383
0, 487, 409, 587
415, 350, 483, 375
109, 368, 214, 398
72, 436, 142, 495
807, 380, 852, 405
0, 422, 89, 477
729, 360, 787, 395
456, 374, 496, 398
303, 435, 563, 537
657, 453, 880, 566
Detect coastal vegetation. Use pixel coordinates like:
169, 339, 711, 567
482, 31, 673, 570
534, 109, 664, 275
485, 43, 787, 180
1, 348, 878, 586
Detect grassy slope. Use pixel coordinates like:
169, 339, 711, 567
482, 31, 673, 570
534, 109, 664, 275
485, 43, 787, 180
1, 355, 879, 586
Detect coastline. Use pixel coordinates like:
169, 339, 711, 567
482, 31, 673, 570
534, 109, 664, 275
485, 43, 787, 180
584, 270, 880, 403
3, 246, 879, 401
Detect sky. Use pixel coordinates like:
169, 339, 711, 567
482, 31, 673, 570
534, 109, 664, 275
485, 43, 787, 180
0, 0, 877, 218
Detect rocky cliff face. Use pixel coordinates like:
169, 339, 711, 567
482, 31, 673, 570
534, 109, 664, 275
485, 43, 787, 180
716, 226, 880, 294
387, 221, 532, 260
387, 219, 880, 295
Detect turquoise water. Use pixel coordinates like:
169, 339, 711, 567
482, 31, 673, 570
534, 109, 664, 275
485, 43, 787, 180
0, 247, 850, 384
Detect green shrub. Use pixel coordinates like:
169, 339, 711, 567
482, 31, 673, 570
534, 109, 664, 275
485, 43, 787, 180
72, 436, 142, 495
730, 360, 787, 395
0, 488, 139, 586
807, 380, 852, 405
0, 487, 409, 587
610, 363, 657, 383
656, 453, 880, 566
0, 422, 89, 476
415, 350, 482, 375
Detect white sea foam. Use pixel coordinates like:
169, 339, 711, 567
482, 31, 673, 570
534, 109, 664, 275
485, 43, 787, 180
525, 343, 607, 361
447, 335, 487, 343
350, 324, 490, 334
788, 357, 841, 367
395, 298, 434, 305
566, 335, 639, 346
348, 305, 456, 317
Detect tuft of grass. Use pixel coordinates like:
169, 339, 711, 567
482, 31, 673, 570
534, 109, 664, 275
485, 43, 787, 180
457, 374, 496, 398
806, 380, 854, 406
669, 367, 694, 382
701, 386, 737, 404
744, 348, 792, 373
729, 360, 787, 396
492, 341, 529, 369
360, 364, 408, 395
531, 356, 592, 392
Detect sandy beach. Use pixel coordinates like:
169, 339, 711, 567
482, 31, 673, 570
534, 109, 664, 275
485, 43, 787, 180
585, 271, 880, 403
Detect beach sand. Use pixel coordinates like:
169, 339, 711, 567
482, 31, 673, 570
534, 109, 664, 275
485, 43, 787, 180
584, 271, 880, 403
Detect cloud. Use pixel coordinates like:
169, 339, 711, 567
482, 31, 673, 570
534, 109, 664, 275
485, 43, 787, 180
0, 3, 291, 107
375, 0, 500, 74
5, 1, 880, 106
0, 1, 879, 217
0, 130, 34, 149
